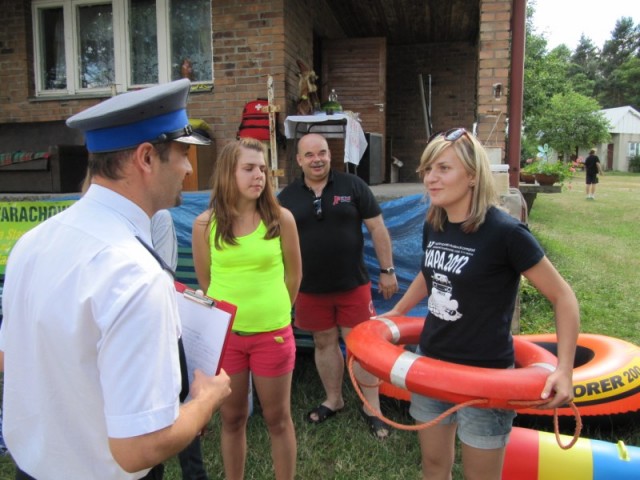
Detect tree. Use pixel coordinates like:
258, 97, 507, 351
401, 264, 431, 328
522, 9, 572, 160
523, 33, 571, 122
597, 17, 640, 107
568, 35, 600, 97
600, 17, 640, 76
530, 92, 611, 159
612, 57, 640, 110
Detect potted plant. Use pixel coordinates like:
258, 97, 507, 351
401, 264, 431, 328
521, 144, 574, 186
519, 158, 536, 184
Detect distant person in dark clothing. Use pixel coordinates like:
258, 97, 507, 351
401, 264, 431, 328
584, 149, 604, 200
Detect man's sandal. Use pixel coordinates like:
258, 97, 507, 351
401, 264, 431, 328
306, 404, 342, 424
359, 406, 391, 440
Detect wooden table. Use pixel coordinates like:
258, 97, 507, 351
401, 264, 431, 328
518, 183, 562, 213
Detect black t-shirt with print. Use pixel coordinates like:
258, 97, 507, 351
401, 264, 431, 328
419, 207, 544, 368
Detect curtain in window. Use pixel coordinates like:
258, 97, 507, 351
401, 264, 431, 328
130, 0, 158, 85
41, 8, 66, 90
170, 0, 212, 82
78, 4, 115, 88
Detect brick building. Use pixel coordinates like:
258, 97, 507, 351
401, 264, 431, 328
0, 0, 521, 190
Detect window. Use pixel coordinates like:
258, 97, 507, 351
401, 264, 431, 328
32, 0, 212, 96
628, 142, 640, 158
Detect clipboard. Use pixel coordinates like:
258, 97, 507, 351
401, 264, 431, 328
174, 281, 237, 384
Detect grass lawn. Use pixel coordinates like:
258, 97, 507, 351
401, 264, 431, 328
1, 172, 638, 479
520, 171, 640, 342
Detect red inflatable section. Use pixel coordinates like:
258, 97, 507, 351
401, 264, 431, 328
502, 427, 539, 480
347, 316, 558, 410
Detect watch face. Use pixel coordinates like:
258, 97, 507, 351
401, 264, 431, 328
382, 267, 395, 274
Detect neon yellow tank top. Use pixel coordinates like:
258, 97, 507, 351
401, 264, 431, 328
207, 220, 291, 332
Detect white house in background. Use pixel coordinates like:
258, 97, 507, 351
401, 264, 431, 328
581, 106, 640, 172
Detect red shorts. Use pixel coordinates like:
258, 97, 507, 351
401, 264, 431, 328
220, 325, 296, 377
294, 283, 376, 332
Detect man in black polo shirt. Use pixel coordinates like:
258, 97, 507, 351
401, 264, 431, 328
278, 133, 398, 439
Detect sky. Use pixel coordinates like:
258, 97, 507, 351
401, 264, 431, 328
532, 0, 640, 51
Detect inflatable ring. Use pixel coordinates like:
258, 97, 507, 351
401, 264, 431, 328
517, 333, 640, 418
503, 426, 640, 479
346, 316, 558, 410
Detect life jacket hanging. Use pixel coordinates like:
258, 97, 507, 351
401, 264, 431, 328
237, 98, 270, 141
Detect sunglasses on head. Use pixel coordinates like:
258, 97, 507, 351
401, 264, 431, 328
313, 197, 323, 220
427, 127, 469, 145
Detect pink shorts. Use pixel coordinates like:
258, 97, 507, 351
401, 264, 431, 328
294, 283, 376, 332
220, 325, 296, 377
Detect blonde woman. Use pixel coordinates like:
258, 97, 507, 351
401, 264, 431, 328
383, 129, 579, 480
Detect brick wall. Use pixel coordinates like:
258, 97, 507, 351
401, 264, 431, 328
0, 0, 346, 186
282, 0, 344, 180
0, 0, 35, 122
0, 0, 513, 186
209, 1, 286, 149
386, 0, 512, 182
387, 42, 478, 182
477, 0, 511, 161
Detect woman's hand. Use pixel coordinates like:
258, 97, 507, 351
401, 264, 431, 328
537, 368, 574, 409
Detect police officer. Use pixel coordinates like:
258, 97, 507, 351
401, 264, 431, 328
0, 79, 231, 479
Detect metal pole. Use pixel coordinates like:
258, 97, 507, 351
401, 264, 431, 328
508, 0, 527, 188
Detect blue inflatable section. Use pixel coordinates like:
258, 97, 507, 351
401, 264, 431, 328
170, 191, 429, 317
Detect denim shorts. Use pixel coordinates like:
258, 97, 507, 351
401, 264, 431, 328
408, 349, 517, 449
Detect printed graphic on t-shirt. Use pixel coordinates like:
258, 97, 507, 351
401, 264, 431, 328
332, 195, 352, 205
424, 241, 473, 322
428, 272, 462, 321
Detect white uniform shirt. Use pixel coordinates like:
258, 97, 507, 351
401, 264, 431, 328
0, 185, 183, 479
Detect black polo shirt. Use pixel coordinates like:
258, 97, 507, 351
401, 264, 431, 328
278, 170, 381, 293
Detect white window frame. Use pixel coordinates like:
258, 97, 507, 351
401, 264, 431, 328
628, 142, 640, 158
32, 0, 213, 97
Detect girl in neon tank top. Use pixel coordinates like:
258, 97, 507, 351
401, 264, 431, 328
192, 138, 301, 480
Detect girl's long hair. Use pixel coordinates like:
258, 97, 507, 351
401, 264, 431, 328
206, 138, 281, 249
416, 132, 497, 233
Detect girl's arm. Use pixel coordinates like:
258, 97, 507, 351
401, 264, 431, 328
523, 256, 580, 409
191, 210, 212, 292
279, 207, 302, 304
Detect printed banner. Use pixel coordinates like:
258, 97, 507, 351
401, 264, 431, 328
0, 200, 76, 275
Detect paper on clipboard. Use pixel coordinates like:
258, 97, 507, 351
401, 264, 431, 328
174, 281, 236, 385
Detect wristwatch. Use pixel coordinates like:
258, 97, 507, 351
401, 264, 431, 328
380, 267, 396, 275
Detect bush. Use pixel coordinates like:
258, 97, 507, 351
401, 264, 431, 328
629, 154, 640, 173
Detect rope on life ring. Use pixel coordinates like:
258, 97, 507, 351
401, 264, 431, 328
347, 355, 582, 449
347, 354, 485, 431
345, 315, 582, 449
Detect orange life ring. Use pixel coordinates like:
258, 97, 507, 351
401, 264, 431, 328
517, 333, 640, 417
346, 316, 558, 410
